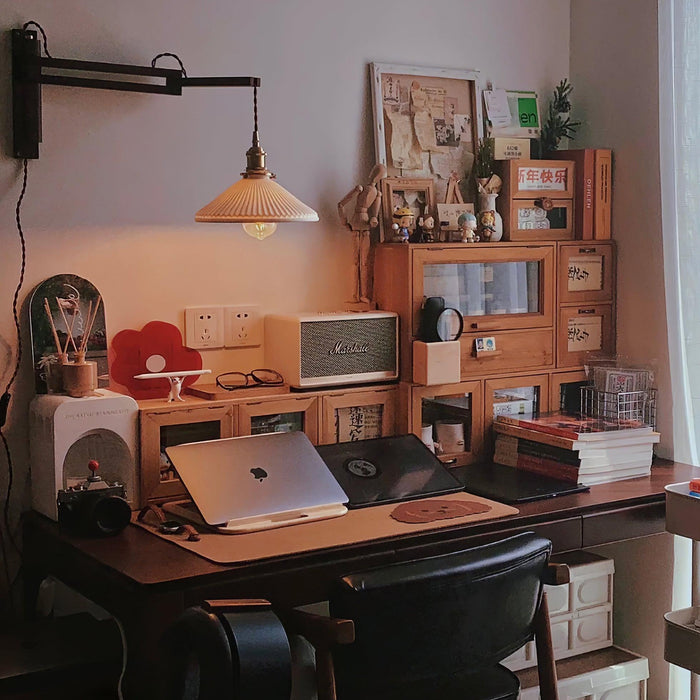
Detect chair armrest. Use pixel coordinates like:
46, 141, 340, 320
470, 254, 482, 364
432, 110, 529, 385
543, 562, 570, 585
278, 609, 355, 648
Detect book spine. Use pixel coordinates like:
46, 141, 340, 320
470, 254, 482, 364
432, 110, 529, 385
493, 421, 577, 450
496, 435, 582, 466
594, 149, 612, 240
493, 451, 580, 483
494, 414, 579, 441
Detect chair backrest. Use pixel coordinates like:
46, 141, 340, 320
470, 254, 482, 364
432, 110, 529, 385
328, 532, 552, 696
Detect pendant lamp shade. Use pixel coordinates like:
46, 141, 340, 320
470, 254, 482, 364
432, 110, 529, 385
195, 172, 319, 224
195, 84, 318, 239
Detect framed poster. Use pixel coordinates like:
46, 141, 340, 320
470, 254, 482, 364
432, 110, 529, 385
370, 63, 483, 204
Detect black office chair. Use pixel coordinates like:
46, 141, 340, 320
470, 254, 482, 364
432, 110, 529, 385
284, 532, 567, 700
160, 599, 292, 700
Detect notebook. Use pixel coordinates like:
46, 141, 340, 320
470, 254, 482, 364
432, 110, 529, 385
453, 462, 589, 504
164, 431, 349, 533
315, 434, 463, 509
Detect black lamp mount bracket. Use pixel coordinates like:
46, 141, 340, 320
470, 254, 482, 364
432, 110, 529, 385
12, 28, 261, 159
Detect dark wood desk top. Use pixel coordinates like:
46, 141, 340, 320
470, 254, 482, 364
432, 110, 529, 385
22, 459, 696, 700
23, 460, 696, 599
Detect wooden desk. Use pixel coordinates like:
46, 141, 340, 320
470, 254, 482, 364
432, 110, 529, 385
22, 460, 696, 698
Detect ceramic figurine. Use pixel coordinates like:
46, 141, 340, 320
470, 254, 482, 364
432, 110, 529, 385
458, 212, 479, 243
478, 209, 498, 242
392, 207, 414, 243
419, 215, 435, 242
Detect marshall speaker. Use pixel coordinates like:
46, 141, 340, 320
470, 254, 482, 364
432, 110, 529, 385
264, 312, 398, 388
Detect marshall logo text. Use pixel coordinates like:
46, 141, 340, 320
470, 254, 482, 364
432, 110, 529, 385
329, 341, 369, 355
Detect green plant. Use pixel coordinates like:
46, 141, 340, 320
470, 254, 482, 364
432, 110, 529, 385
474, 137, 495, 179
540, 79, 581, 153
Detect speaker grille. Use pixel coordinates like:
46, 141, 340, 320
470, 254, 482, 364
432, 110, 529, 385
300, 318, 397, 379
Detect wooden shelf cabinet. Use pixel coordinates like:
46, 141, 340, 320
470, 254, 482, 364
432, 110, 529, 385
375, 240, 616, 464
137, 383, 398, 505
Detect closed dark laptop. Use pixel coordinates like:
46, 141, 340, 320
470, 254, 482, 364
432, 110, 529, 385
454, 462, 589, 504
315, 434, 463, 509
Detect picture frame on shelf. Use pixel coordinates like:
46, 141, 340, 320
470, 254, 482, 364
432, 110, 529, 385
370, 63, 483, 205
381, 177, 436, 243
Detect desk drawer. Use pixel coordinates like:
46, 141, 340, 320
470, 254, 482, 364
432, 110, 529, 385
582, 502, 666, 547
460, 328, 554, 377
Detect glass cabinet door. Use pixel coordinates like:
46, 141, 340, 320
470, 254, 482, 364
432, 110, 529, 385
412, 245, 555, 335
551, 370, 588, 413
139, 402, 236, 504
484, 374, 550, 447
320, 387, 398, 445
411, 380, 483, 467
238, 395, 319, 444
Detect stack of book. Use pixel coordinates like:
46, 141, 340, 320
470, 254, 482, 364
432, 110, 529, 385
493, 412, 660, 485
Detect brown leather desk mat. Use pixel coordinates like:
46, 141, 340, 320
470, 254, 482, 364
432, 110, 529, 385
133, 492, 518, 565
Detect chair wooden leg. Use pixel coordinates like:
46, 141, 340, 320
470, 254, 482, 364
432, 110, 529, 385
534, 591, 559, 700
315, 648, 338, 700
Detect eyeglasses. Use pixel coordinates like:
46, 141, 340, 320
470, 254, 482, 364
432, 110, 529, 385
216, 368, 284, 391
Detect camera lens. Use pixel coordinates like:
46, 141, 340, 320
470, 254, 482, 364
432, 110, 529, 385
87, 495, 132, 536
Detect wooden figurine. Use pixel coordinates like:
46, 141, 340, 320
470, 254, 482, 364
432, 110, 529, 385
337, 164, 386, 307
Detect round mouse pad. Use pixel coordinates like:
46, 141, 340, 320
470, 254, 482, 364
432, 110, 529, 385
390, 499, 491, 524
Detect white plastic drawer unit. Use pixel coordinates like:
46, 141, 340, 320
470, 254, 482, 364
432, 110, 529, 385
504, 551, 614, 671
518, 646, 648, 700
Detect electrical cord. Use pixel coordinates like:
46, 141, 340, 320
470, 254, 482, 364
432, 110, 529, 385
151, 52, 187, 77
22, 20, 52, 58
1, 158, 28, 557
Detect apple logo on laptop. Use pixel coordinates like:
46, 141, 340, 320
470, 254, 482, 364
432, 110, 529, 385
250, 467, 268, 482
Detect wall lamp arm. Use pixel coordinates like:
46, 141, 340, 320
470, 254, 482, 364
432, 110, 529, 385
11, 28, 261, 159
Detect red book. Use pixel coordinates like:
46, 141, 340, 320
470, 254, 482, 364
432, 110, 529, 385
493, 450, 581, 483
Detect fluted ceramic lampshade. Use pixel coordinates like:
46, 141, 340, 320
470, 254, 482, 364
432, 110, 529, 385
195, 89, 318, 239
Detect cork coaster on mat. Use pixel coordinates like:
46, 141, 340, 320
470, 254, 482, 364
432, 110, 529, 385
390, 499, 491, 524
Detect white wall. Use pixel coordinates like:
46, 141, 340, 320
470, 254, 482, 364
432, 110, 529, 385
570, 2, 674, 698
0, 0, 570, 534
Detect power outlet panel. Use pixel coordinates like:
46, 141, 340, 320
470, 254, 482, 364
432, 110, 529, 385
185, 307, 224, 349
224, 305, 262, 348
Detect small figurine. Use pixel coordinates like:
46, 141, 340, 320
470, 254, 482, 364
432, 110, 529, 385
418, 215, 435, 243
478, 209, 498, 241
392, 207, 414, 243
458, 212, 479, 243
337, 164, 386, 304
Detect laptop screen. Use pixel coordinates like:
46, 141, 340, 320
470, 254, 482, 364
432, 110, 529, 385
315, 434, 463, 508
165, 432, 348, 527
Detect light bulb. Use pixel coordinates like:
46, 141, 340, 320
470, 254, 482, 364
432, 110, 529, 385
242, 222, 278, 240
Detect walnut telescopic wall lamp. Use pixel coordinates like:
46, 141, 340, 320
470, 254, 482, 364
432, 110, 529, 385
11, 28, 318, 240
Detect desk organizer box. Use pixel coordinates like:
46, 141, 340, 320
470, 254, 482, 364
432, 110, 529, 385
517, 646, 649, 700
504, 551, 615, 671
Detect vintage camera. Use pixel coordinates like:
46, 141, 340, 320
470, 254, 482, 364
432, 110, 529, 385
57, 460, 131, 536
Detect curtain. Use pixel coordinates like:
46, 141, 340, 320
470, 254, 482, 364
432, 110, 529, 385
659, 1, 700, 696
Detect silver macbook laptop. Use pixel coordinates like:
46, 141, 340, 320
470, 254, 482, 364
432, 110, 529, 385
164, 431, 349, 534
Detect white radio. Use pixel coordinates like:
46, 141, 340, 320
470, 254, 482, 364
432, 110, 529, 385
264, 312, 399, 388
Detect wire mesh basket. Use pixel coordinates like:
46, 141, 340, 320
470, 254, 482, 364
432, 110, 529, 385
580, 386, 657, 430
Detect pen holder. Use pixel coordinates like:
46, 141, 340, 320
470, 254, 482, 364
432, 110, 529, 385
62, 361, 97, 398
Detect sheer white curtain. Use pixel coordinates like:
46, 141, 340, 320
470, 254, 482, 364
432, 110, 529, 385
659, 1, 700, 697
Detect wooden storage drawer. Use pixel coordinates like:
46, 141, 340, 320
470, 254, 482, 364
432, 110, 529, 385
557, 303, 615, 368
550, 369, 588, 412
460, 328, 554, 377
238, 394, 320, 444
502, 198, 574, 241
558, 242, 615, 304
